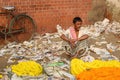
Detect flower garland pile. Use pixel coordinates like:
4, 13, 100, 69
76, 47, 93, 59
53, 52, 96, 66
0, 74, 2, 78
71, 58, 120, 76
77, 67, 120, 80
11, 61, 42, 76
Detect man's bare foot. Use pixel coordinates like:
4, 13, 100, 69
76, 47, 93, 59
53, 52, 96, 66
65, 52, 71, 57
70, 52, 79, 59
70, 49, 85, 59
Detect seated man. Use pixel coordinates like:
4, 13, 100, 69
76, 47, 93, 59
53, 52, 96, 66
60, 17, 89, 58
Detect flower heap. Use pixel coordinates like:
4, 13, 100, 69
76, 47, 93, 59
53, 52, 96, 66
71, 58, 120, 80
11, 61, 42, 76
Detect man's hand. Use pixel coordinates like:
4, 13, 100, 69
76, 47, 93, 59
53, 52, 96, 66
60, 34, 76, 48
69, 39, 77, 48
69, 39, 76, 43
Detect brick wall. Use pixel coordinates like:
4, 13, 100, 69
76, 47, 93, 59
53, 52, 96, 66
0, 0, 92, 34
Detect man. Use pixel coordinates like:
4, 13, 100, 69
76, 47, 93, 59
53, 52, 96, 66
60, 17, 89, 58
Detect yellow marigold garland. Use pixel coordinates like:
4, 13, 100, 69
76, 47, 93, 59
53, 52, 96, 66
0, 74, 2, 78
11, 61, 42, 76
71, 58, 120, 76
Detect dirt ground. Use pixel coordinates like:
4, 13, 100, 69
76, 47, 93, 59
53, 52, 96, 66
0, 38, 16, 72
0, 33, 120, 73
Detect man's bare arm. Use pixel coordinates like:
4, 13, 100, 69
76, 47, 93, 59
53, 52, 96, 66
77, 34, 89, 41
60, 34, 70, 42
60, 34, 77, 48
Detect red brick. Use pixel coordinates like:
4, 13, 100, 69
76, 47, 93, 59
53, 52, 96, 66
0, 0, 92, 34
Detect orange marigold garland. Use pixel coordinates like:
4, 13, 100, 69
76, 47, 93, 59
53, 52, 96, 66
77, 67, 120, 80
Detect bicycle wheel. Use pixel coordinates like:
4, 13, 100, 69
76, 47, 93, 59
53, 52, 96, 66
9, 14, 36, 42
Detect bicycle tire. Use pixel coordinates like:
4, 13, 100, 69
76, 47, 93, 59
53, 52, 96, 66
9, 14, 36, 42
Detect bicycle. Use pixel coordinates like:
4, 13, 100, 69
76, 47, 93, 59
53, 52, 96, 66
0, 6, 36, 43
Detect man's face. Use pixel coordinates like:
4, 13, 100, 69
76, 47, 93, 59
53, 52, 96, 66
74, 21, 82, 31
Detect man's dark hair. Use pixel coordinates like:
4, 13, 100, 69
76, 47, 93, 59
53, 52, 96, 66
73, 17, 82, 24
